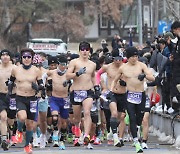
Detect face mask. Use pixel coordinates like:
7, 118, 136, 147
57, 67, 67, 76
22, 64, 32, 70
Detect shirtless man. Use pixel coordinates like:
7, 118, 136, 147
96, 49, 126, 147
0, 50, 16, 151
111, 47, 155, 153
66, 41, 98, 147
47, 55, 70, 150
8, 48, 45, 154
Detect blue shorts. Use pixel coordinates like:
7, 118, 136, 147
38, 98, 48, 112
49, 96, 69, 119
34, 98, 48, 122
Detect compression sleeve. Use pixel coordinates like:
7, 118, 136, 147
96, 68, 104, 85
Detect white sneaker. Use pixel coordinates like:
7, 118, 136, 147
53, 140, 59, 147
141, 142, 148, 149
33, 136, 40, 147
87, 143, 93, 149
40, 134, 46, 148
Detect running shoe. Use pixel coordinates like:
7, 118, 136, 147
67, 133, 73, 143
84, 135, 90, 145
141, 142, 148, 149
59, 141, 65, 150
40, 134, 46, 148
113, 138, 121, 147
1, 140, 9, 151
135, 142, 143, 153
74, 138, 80, 146
87, 143, 93, 149
14, 131, 23, 143
24, 144, 32, 154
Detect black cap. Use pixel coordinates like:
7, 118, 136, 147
0, 49, 12, 58
48, 56, 58, 65
126, 47, 138, 58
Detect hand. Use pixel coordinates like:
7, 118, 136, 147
119, 80, 126, 86
63, 80, 71, 87
76, 67, 86, 77
63, 80, 68, 87
41, 89, 46, 99
138, 73, 146, 81
106, 91, 114, 100
94, 85, 101, 99
46, 79, 52, 91
169, 54, 174, 61
32, 82, 39, 93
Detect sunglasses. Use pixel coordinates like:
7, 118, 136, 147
80, 47, 90, 51
22, 55, 32, 59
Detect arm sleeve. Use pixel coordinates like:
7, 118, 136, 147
96, 68, 104, 85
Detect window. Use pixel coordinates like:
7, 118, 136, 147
100, 13, 108, 28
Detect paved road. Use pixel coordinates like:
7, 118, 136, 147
1, 135, 179, 154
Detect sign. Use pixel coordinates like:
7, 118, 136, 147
158, 21, 172, 34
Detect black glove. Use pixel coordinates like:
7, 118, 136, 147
46, 79, 53, 91
106, 91, 114, 101
32, 82, 39, 94
76, 67, 86, 77
41, 88, 46, 99
5, 79, 9, 86
138, 73, 146, 81
119, 80, 126, 86
63, 80, 71, 87
94, 85, 101, 99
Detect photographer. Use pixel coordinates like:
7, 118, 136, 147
170, 21, 180, 112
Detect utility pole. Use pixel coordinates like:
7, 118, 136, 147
138, 0, 143, 46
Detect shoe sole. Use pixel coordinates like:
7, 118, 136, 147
114, 142, 122, 147
137, 149, 143, 153
74, 142, 80, 146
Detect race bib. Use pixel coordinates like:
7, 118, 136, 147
127, 92, 142, 104
30, 101, 37, 113
9, 98, 16, 110
64, 97, 70, 109
74, 90, 87, 102
145, 96, 150, 108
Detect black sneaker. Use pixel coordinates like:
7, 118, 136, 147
1, 140, 9, 151
120, 139, 124, 146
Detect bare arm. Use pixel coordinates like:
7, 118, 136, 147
142, 63, 155, 81
66, 60, 76, 80
110, 67, 123, 91
95, 65, 107, 85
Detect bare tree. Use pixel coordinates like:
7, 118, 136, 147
166, 0, 180, 20
87, 0, 134, 36
49, 9, 86, 43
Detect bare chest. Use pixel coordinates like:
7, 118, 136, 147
15, 69, 37, 83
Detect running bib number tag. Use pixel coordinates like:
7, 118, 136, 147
30, 101, 37, 113
127, 92, 142, 104
74, 90, 87, 102
145, 96, 150, 108
64, 97, 70, 109
9, 98, 16, 110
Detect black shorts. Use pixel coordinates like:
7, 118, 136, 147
91, 110, 98, 124
110, 93, 127, 113
16, 95, 37, 120
70, 89, 94, 105
7, 94, 17, 119
0, 93, 8, 112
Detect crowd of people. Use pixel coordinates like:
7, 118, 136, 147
0, 20, 179, 154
